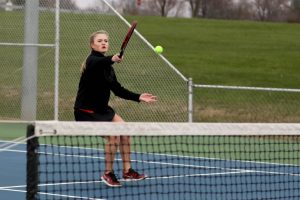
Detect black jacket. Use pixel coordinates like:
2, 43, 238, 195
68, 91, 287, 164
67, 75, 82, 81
74, 50, 140, 113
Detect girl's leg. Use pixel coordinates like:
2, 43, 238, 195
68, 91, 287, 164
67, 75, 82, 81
112, 114, 131, 173
104, 135, 120, 173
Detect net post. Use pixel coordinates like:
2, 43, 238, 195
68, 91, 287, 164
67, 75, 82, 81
26, 124, 38, 200
188, 78, 193, 122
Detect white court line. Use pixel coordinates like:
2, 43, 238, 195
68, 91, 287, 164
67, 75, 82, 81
1, 171, 248, 190
0, 187, 105, 200
1, 149, 276, 176
2, 166, 300, 190
144, 171, 250, 180
2, 147, 300, 178
0, 185, 26, 189
2, 141, 300, 179
2, 139, 300, 168
30, 151, 300, 177
1, 169, 299, 199
0, 188, 25, 193
0, 149, 26, 153
0, 136, 35, 153
39, 191, 106, 200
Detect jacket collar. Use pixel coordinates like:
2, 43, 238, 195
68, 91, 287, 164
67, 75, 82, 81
91, 49, 105, 57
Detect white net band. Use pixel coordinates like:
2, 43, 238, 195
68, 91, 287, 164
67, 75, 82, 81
34, 121, 300, 136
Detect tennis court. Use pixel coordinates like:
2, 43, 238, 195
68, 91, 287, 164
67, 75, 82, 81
1, 122, 300, 200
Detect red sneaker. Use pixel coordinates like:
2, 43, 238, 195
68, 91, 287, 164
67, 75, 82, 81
123, 168, 147, 181
101, 171, 122, 187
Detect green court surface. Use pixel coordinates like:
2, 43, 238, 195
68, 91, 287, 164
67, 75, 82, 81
0, 123, 26, 140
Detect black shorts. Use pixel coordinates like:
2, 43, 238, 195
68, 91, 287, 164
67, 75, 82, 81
74, 106, 115, 122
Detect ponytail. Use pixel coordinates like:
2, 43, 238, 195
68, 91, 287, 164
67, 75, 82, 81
80, 56, 88, 73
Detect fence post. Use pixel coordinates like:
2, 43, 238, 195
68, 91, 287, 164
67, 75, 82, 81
54, 0, 60, 121
188, 78, 193, 122
21, 0, 39, 120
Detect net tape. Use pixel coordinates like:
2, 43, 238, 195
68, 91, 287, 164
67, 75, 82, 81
34, 121, 300, 137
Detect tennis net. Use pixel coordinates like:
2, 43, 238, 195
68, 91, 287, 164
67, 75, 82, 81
26, 121, 300, 200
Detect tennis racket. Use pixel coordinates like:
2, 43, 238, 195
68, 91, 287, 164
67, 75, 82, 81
119, 21, 137, 58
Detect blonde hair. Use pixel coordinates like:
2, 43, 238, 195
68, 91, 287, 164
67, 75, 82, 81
80, 30, 109, 73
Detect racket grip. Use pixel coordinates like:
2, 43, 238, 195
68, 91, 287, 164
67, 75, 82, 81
119, 50, 124, 58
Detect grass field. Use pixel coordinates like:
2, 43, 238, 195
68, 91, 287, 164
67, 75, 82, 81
126, 16, 300, 88
125, 16, 300, 122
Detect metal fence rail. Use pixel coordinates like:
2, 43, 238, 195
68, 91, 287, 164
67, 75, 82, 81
188, 78, 300, 122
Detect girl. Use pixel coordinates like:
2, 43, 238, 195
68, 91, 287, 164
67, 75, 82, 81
74, 30, 157, 187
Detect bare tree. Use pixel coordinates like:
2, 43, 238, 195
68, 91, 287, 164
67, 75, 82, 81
201, 0, 234, 19
149, 0, 178, 17
288, 0, 300, 21
186, 0, 235, 19
236, 1, 254, 19
120, 0, 135, 15
201, 0, 208, 17
186, 0, 201, 17
253, 0, 290, 21
232, 0, 254, 20
173, 0, 189, 17
254, 0, 270, 20
292, 0, 300, 15
11, 0, 24, 5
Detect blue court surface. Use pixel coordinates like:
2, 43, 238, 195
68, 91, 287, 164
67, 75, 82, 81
1, 140, 300, 200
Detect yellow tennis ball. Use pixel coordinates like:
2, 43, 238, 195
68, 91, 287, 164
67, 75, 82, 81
154, 45, 163, 54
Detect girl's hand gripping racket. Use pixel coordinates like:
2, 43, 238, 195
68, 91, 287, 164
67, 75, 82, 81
119, 21, 137, 58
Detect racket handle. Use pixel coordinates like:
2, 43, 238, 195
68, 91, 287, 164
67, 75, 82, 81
119, 50, 124, 58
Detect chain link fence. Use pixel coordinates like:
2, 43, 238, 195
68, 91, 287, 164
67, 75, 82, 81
0, 1, 56, 120
1, 0, 299, 123
0, 0, 188, 122
190, 83, 300, 122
